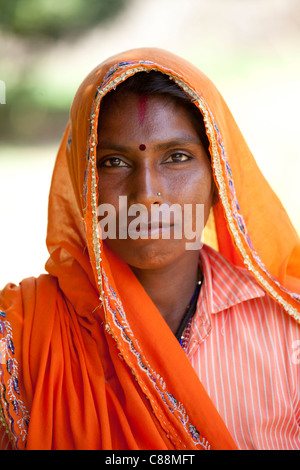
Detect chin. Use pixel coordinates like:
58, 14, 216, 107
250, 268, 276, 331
105, 238, 188, 271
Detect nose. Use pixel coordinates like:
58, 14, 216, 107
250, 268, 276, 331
129, 164, 161, 209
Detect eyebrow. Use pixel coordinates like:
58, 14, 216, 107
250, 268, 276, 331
97, 137, 202, 152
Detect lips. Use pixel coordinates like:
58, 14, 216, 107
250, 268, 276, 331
98, 199, 183, 240
128, 220, 174, 238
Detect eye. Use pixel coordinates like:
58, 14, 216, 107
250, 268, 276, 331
99, 157, 128, 168
165, 152, 191, 163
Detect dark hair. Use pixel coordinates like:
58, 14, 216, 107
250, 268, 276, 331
99, 71, 210, 157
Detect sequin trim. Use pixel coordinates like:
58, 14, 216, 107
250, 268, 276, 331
179, 319, 193, 352
0, 310, 30, 449
102, 273, 210, 450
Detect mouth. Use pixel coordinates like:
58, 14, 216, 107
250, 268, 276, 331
137, 222, 173, 238
127, 221, 174, 239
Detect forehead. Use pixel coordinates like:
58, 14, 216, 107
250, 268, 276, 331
98, 92, 201, 145
99, 90, 177, 117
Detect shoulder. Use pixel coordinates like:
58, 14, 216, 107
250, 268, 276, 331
201, 244, 265, 308
0, 273, 61, 365
202, 243, 260, 284
201, 244, 300, 330
0, 274, 59, 314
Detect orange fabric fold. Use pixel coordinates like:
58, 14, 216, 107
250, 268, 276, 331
1, 47, 299, 450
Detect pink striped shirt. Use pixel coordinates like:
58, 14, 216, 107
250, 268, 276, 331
188, 245, 300, 450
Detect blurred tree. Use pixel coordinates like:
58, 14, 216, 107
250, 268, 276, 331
0, 0, 128, 39
0, 0, 131, 143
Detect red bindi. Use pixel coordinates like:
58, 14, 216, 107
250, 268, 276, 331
139, 144, 146, 151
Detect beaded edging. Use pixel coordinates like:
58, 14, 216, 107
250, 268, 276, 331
0, 310, 30, 449
102, 272, 210, 450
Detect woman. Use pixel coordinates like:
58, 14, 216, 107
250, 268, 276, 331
0, 48, 299, 450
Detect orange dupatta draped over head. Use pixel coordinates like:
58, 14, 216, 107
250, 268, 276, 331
0, 48, 299, 450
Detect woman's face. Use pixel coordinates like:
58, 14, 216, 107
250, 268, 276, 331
96, 91, 214, 270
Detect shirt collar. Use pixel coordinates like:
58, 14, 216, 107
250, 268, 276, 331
186, 245, 265, 356
199, 245, 265, 315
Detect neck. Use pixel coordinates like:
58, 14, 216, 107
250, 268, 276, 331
130, 252, 201, 334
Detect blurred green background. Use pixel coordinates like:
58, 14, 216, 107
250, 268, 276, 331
0, 0, 128, 144
0, 0, 299, 285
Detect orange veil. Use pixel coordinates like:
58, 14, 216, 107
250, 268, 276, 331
0, 48, 299, 450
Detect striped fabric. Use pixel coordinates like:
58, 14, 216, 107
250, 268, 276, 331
188, 246, 300, 450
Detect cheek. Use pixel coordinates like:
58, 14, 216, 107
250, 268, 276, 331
170, 167, 213, 204
183, 168, 214, 224
97, 175, 125, 206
